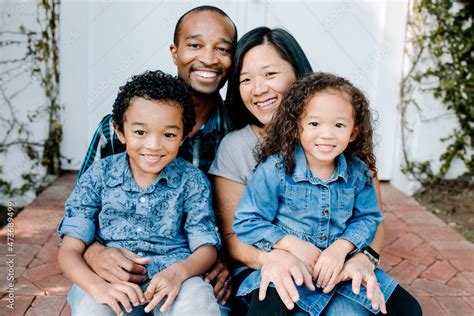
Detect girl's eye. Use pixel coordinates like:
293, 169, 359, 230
335, 123, 345, 128
265, 72, 277, 78
164, 133, 177, 138
309, 122, 319, 127
239, 78, 250, 84
134, 130, 145, 136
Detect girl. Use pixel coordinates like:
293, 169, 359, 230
232, 72, 398, 315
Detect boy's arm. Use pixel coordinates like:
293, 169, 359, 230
59, 236, 145, 315
143, 245, 216, 313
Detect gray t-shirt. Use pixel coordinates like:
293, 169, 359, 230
208, 125, 259, 185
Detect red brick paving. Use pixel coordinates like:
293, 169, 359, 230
1, 176, 473, 315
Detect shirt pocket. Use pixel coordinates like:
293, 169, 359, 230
285, 185, 310, 213
338, 188, 355, 217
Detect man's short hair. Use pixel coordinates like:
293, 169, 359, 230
173, 5, 237, 47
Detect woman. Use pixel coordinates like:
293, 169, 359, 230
209, 27, 422, 315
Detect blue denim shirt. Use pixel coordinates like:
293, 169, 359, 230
233, 146, 397, 315
58, 152, 221, 279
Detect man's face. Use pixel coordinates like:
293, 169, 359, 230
170, 11, 235, 95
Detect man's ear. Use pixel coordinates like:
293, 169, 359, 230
170, 44, 178, 66
350, 126, 360, 142
114, 124, 126, 145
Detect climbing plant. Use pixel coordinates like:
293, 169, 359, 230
0, 0, 62, 198
400, 0, 473, 185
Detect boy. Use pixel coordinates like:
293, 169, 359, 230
58, 70, 221, 315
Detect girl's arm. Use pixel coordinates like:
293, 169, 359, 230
58, 236, 145, 315
213, 176, 314, 310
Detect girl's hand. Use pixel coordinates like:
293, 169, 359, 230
144, 264, 185, 313
275, 235, 322, 273
90, 281, 145, 316
323, 252, 387, 314
258, 249, 315, 310
313, 239, 353, 289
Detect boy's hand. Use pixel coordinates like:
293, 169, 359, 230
84, 243, 151, 284
278, 236, 322, 273
313, 239, 354, 289
91, 281, 145, 316
144, 263, 185, 313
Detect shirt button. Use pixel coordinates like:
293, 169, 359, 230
138, 252, 144, 256
136, 227, 143, 232
139, 196, 146, 203
323, 209, 329, 216
321, 234, 327, 241
263, 243, 271, 251
214, 226, 219, 231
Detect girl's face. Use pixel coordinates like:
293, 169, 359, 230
299, 90, 357, 171
239, 44, 297, 126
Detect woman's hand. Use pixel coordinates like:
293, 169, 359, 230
274, 235, 322, 274
323, 252, 387, 314
258, 249, 315, 310
204, 253, 232, 305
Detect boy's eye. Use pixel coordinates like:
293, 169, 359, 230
188, 43, 201, 49
134, 130, 145, 136
164, 133, 177, 138
216, 47, 230, 53
335, 123, 345, 128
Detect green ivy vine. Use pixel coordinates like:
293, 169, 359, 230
0, 0, 63, 198
400, 0, 473, 185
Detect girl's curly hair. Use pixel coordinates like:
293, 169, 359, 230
258, 72, 377, 175
112, 70, 195, 138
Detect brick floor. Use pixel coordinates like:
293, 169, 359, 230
1, 176, 473, 315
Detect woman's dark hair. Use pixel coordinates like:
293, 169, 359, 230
112, 70, 195, 138
225, 27, 313, 131
258, 72, 377, 175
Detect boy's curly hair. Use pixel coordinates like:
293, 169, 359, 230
112, 70, 195, 138
258, 72, 377, 175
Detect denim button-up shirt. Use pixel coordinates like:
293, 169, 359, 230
58, 152, 221, 278
233, 146, 396, 314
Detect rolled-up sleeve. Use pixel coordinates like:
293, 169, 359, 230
58, 164, 103, 245
183, 169, 221, 252
233, 158, 286, 251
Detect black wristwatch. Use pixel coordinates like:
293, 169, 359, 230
361, 245, 380, 268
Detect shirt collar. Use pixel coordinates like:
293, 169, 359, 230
200, 96, 224, 135
291, 145, 349, 183
105, 152, 180, 191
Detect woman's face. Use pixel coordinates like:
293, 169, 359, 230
239, 44, 297, 126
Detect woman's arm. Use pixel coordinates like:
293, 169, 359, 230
213, 176, 263, 269
371, 176, 385, 252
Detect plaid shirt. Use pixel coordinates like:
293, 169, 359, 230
77, 98, 226, 180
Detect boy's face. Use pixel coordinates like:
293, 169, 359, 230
170, 11, 235, 95
116, 97, 184, 186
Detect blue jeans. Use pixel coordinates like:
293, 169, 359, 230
67, 276, 220, 315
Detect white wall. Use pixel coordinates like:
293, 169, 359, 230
60, 0, 411, 181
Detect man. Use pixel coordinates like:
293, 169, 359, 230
77, 5, 237, 312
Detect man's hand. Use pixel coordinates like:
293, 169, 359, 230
83, 242, 151, 284
323, 252, 387, 314
204, 252, 232, 305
